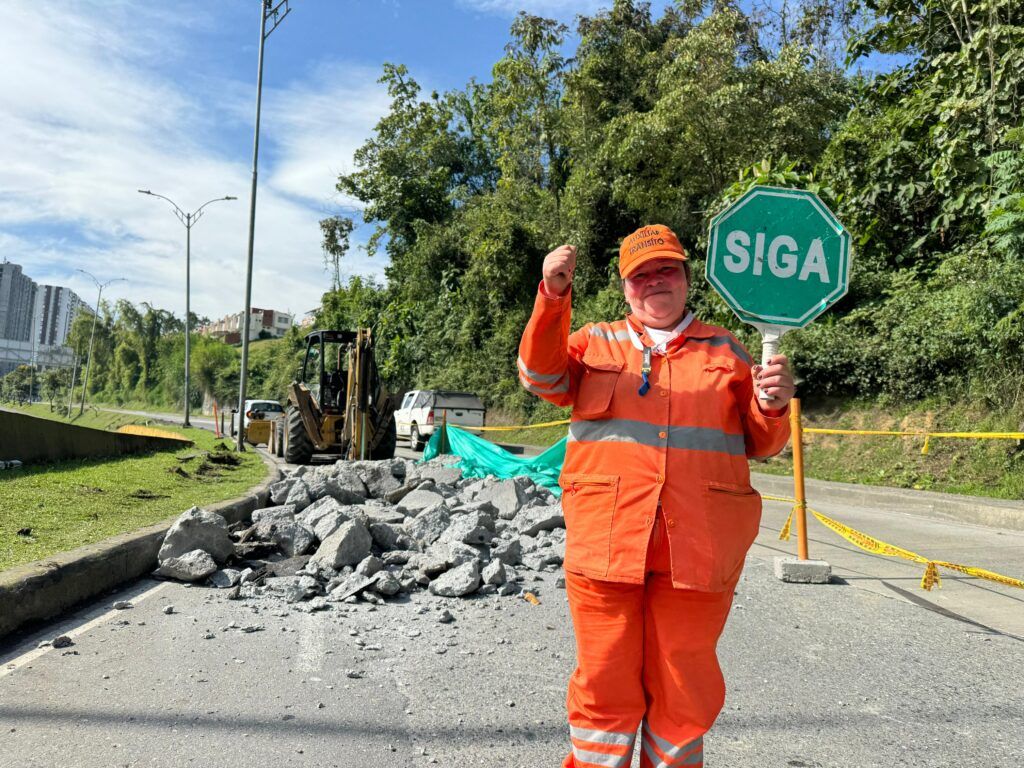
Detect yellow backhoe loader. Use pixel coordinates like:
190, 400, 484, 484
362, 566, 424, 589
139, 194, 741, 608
269, 328, 397, 464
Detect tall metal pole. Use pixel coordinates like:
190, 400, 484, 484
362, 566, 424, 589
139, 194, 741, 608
237, 0, 291, 450
66, 351, 78, 417
76, 270, 126, 417
184, 213, 192, 426
138, 191, 235, 428
79, 284, 103, 417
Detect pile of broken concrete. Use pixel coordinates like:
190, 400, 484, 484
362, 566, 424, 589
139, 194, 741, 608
155, 457, 566, 607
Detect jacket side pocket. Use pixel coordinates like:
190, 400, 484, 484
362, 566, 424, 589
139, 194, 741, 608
559, 473, 619, 577
704, 480, 762, 588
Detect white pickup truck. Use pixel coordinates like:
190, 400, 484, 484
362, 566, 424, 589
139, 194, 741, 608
393, 390, 486, 450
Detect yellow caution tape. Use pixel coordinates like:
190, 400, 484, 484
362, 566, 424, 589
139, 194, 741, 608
762, 493, 1024, 592
803, 428, 1024, 455
116, 425, 192, 443
475, 419, 571, 432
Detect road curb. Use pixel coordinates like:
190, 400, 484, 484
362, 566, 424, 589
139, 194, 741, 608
752, 472, 1024, 531
0, 451, 280, 641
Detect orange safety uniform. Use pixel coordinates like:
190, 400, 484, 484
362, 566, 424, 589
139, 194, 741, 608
518, 283, 790, 767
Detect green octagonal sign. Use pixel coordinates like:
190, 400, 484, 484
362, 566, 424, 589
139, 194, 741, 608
707, 185, 851, 329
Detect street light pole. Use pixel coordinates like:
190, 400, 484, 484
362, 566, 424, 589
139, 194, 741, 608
76, 270, 126, 417
139, 190, 236, 427
237, 0, 291, 452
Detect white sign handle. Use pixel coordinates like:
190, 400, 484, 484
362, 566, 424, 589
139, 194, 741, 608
753, 323, 789, 402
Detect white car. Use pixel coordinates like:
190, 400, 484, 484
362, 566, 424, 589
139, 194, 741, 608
394, 390, 486, 450
231, 399, 285, 436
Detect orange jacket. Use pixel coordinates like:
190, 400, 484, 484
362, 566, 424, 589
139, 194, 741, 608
518, 284, 791, 591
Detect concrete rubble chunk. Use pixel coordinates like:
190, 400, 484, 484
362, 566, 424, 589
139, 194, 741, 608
284, 480, 313, 513
157, 549, 219, 582
416, 465, 463, 486
296, 497, 344, 531
326, 472, 369, 504
304, 473, 331, 502
381, 550, 412, 566
429, 560, 481, 597
159, 507, 234, 565
481, 559, 507, 586
252, 504, 297, 525
312, 512, 347, 543
371, 522, 415, 552
210, 568, 242, 589
269, 478, 297, 505
362, 506, 406, 525
397, 488, 446, 516
515, 503, 565, 537
356, 555, 384, 578
360, 464, 403, 499
404, 502, 451, 545
439, 511, 495, 547
491, 538, 523, 566
374, 572, 402, 596
475, 479, 528, 520
428, 540, 488, 568
384, 479, 422, 505
406, 554, 450, 579
266, 575, 321, 603
309, 520, 373, 570
273, 521, 316, 557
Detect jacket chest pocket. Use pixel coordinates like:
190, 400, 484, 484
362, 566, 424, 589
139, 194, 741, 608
574, 352, 623, 420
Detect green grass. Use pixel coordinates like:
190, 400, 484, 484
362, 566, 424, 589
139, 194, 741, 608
489, 399, 1024, 501
0, 412, 269, 573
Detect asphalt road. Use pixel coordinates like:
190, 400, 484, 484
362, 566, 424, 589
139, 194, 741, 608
2, 512, 1023, 767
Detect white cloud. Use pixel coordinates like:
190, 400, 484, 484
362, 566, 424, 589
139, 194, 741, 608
0, 1, 390, 323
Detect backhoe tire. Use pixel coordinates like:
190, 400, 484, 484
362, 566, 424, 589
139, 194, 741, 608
370, 418, 398, 460
283, 406, 314, 465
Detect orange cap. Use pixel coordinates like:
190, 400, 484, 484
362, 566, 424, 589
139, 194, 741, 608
618, 224, 687, 278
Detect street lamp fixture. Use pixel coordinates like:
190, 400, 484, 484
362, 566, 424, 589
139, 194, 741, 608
75, 269, 126, 417
139, 190, 237, 427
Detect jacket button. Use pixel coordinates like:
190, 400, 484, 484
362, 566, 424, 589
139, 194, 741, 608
656, 474, 664, 483
659, 390, 668, 398
658, 431, 667, 439
643, 516, 651, 525
667, 519, 676, 528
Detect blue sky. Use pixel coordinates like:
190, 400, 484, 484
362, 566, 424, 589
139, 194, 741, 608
0, 0, 888, 323
0, 0, 624, 322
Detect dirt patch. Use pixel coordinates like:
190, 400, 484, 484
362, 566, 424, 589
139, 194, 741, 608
167, 466, 190, 479
128, 489, 169, 500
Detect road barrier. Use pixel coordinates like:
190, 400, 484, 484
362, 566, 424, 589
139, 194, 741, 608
768, 493, 1024, 592
804, 426, 1024, 454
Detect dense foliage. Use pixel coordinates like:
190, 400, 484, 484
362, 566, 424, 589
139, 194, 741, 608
322, 0, 1023, 416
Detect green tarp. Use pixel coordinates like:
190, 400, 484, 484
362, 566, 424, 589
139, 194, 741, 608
423, 424, 567, 497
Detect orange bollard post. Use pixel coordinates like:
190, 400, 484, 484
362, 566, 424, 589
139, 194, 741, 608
790, 398, 810, 560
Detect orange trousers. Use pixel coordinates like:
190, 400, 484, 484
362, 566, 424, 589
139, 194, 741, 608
562, 512, 737, 768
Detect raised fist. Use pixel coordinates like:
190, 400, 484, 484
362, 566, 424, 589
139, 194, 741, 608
542, 244, 577, 297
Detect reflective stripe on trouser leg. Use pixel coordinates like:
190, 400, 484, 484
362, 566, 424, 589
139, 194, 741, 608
563, 571, 645, 768
638, 560, 736, 768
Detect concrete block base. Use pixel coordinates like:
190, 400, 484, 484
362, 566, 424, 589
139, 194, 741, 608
774, 556, 832, 584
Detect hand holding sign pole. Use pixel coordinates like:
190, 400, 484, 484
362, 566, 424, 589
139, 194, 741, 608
706, 186, 851, 400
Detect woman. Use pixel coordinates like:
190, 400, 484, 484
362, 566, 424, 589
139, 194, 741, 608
518, 224, 795, 768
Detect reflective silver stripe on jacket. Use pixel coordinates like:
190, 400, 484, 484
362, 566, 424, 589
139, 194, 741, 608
589, 326, 631, 342
641, 723, 703, 767
517, 355, 565, 384
569, 418, 745, 456
519, 371, 569, 395
687, 334, 753, 365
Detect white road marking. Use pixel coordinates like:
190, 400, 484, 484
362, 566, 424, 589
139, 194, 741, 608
0, 582, 170, 678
